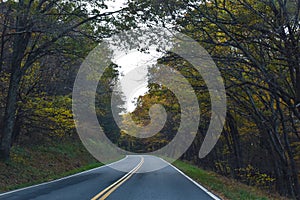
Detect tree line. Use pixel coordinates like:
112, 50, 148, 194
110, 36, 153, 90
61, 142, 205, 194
127, 0, 300, 198
0, 0, 136, 161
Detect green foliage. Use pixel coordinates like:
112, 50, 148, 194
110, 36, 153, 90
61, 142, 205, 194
95, 64, 125, 144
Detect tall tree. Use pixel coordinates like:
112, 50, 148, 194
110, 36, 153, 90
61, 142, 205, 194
0, 0, 132, 160
130, 0, 300, 198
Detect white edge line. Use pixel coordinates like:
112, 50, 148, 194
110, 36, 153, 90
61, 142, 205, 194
160, 158, 221, 200
0, 155, 129, 197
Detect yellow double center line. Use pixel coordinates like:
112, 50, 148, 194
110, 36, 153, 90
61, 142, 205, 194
91, 156, 144, 200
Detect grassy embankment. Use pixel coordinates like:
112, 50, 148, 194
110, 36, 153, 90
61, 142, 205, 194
172, 160, 289, 200
0, 137, 101, 192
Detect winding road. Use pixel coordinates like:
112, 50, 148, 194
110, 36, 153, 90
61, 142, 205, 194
0, 155, 220, 200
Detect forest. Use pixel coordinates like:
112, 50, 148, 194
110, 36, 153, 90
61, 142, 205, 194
0, 0, 299, 199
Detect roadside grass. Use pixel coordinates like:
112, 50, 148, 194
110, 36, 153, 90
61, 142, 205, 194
0, 138, 102, 192
172, 160, 289, 200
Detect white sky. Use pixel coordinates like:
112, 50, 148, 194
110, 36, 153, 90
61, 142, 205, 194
104, 1, 165, 113
113, 50, 163, 112
104, 0, 127, 12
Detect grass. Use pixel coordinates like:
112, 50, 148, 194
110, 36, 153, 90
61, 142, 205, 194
0, 137, 103, 192
172, 160, 289, 200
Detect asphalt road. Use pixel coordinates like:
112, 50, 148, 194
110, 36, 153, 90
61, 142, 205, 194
0, 155, 220, 200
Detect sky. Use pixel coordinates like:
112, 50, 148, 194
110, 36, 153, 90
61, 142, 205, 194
113, 50, 163, 112
104, 0, 164, 113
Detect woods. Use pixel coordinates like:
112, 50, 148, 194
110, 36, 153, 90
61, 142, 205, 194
119, 0, 300, 198
0, 0, 130, 160
0, 0, 299, 199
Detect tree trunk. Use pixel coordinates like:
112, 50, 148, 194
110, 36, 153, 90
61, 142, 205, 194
227, 112, 242, 169
0, 68, 21, 161
12, 114, 22, 145
0, 3, 31, 160
295, 68, 300, 110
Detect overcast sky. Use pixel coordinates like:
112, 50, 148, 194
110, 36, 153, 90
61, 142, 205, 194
104, 1, 165, 113
113, 49, 163, 112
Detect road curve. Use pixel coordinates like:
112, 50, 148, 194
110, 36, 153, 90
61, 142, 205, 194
0, 155, 220, 200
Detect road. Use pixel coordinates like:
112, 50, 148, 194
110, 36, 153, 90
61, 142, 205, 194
0, 155, 220, 200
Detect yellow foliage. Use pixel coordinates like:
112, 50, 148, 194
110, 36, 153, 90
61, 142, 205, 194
236, 165, 275, 189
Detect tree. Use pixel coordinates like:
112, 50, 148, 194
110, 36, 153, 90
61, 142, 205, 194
178, 1, 300, 197
96, 64, 126, 145
0, 0, 132, 160
129, 0, 300, 197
